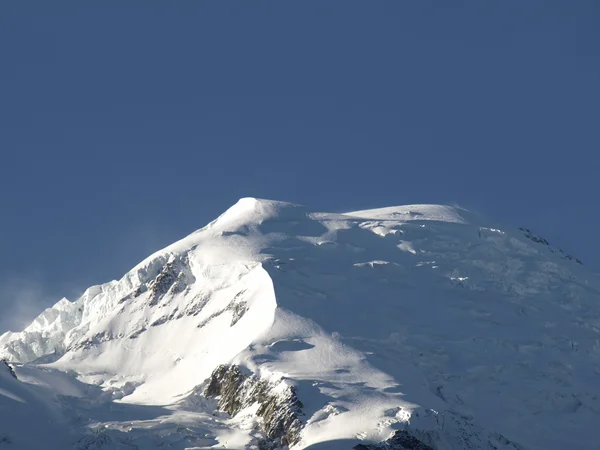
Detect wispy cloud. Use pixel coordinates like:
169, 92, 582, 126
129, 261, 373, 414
0, 275, 66, 334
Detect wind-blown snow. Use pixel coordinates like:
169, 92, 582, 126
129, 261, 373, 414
1, 198, 599, 449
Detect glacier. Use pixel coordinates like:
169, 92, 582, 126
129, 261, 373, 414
1, 198, 599, 449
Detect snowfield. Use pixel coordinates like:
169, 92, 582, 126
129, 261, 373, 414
1, 198, 600, 449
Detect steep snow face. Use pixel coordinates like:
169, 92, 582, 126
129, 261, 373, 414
1, 198, 600, 450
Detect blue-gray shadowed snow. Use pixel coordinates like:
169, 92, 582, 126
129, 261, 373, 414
1, 198, 599, 449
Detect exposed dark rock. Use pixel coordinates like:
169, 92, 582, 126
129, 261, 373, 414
148, 263, 178, 306
251, 378, 303, 447
560, 253, 583, 265
519, 227, 549, 245
76, 429, 113, 449
197, 309, 226, 329
0, 360, 17, 379
233, 289, 247, 301
118, 291, 135, 304
150, 308, 181, 327
128, 327, 146, 340
354, 430, 434, 450
133, 284, 148, 297
519, 227, 583, 264
388, 431, 435, 450
183, 294, 210, 317
148, 256, 195, 306
204, 364, 304, 448
229, 300, 248, 325
197, 293, 249, 329
228, 290, 249, 325
71, 331, 116, 350
204, 365, 248, 413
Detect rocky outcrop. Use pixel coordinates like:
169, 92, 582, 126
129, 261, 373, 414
204, 365, 304, 448
352, 407, 525, 450
76, 429, 113, 450
519, 227, 583, 264
0, 359, 17, 379
354, 430, 434, 450
148, 256, 195, 306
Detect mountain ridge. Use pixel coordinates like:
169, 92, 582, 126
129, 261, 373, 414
1, 198, 598, 450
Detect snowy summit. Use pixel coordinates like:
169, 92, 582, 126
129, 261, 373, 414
1, 198, 599, 450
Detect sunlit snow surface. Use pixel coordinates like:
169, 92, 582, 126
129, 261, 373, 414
2, 198, 600, 449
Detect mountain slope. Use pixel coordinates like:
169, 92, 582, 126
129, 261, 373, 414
1, 198, 599, 450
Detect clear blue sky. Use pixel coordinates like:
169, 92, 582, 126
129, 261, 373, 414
1, 2, 598, 331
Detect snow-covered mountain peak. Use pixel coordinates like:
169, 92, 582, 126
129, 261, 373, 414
1, 199, 598, 450
210, 197, 310, 230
